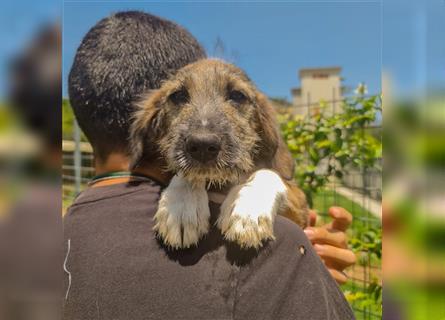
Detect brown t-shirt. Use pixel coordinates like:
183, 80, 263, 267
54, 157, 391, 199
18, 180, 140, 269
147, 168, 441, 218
63, 180, 355, 320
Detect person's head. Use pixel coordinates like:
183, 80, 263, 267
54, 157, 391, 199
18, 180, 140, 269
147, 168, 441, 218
68, 11, 206, 163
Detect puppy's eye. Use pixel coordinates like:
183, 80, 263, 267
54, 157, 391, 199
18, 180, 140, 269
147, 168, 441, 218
228, 90, 248, 104
169, 88, 189, 105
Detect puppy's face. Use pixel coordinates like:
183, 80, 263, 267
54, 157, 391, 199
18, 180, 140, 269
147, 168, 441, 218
131, 60, 280, 186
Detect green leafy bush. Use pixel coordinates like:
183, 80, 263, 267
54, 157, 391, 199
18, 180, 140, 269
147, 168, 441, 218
281, 93, 381, 205
279, 89, 382, 318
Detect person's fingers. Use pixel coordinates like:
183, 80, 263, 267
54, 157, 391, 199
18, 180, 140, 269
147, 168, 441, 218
325, 259, 351, 274
328, 207, 353, 232
304, 227, 348, 248
314, 244, 357, 268
308, 210, 317, 227
319, 256, 351, 284
327, 268, 349, 285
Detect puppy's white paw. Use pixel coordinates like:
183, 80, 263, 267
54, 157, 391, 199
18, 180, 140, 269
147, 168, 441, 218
153, 175, 210, 249
217, 170, 287, 249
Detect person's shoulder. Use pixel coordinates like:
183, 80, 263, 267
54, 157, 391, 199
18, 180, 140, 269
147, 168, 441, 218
272, 215, 310, 250
63, 180, 162, 246
73, 181, 160, 205
234, 216, 356, 320
64, 180, 161, 219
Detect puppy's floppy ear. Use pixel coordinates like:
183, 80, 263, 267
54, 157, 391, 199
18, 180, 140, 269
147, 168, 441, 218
129, 90, 166, 170
255, 92, 279, 160
254, 92, 295, 180
272, 138, 295, 180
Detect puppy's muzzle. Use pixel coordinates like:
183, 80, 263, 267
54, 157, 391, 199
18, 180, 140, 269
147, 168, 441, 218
186, 134, 221, 163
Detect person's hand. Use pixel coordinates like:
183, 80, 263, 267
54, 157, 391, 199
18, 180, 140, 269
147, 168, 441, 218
304, 207, 356, 284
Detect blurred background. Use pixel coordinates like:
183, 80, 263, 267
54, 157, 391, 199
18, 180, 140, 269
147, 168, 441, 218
383, 0, 445, 319
0, 0, 61, 319
0, 0, 443, 319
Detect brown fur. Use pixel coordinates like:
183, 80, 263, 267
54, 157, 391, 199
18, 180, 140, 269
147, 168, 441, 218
130, 59, 308, 228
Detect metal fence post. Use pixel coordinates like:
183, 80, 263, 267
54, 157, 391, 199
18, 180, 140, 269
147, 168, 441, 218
73, 118, 81, 194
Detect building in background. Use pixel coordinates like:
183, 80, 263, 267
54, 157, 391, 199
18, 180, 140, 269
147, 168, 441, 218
291, 66, 347, 115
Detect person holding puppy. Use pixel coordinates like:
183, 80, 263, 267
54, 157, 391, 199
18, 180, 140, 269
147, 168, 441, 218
64, 11, 355, 319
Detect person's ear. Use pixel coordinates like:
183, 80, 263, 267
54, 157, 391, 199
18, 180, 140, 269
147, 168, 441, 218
254, 91, 294, 180
129, 90, 167, 170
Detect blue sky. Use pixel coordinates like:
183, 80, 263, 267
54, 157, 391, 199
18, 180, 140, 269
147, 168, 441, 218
62, 1, 382, 100
1, 1, 443, 100
383, 0, 445, 95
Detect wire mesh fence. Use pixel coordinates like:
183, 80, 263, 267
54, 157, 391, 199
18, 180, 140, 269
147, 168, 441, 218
282, 97, 382, 319
62, 97, 382, 319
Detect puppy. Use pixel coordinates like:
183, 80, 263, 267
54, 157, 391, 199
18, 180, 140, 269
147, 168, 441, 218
130, 59, 308, 249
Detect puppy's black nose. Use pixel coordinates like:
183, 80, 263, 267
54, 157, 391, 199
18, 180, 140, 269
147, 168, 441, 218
186, 134, 221, 162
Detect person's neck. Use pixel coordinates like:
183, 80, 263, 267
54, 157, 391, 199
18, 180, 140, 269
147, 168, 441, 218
132, 165, 172, 186
90, 153, 130, 187
94, 153, 130, 175
93, 153, 171, 187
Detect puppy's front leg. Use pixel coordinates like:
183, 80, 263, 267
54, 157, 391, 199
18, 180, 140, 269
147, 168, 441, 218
217, 169, 287, 249
153, 175, 210, 249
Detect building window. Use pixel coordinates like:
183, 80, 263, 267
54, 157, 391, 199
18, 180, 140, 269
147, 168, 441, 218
312, 73, 328, 79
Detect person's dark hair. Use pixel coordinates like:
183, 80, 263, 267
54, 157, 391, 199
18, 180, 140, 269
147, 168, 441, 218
69, 11, 206, 160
